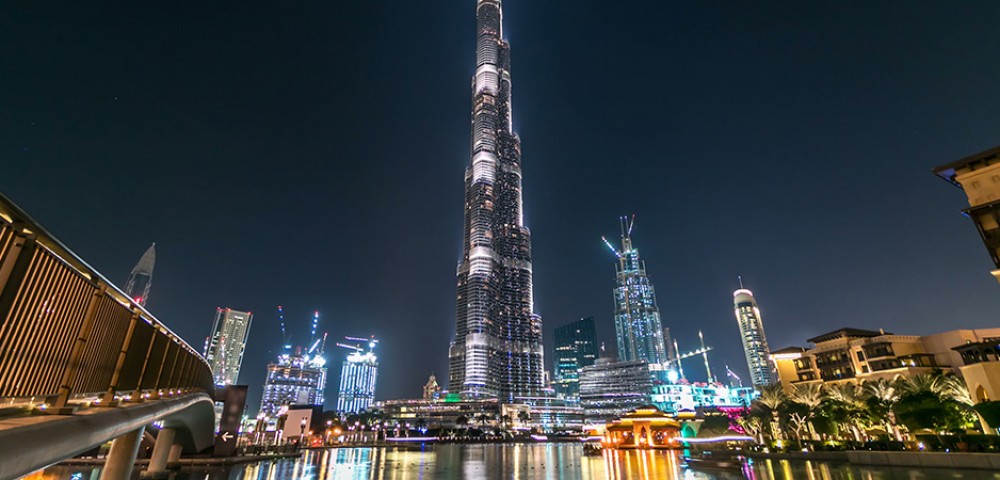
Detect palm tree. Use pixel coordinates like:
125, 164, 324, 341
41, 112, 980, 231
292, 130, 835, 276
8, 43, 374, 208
825, 382, 865, 441
895, 372, 945, 397
500, 414, 512, 434
455, 415, 469, 433
475, 412, 494, 429
517, 410, 531, 428
789, 383, 824, 440
755, 384, 787, 442
862, 378, 901, 440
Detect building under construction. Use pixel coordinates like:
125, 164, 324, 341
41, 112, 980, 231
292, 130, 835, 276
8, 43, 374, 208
603, 216, 668, 366
335, 336, 379, 414
258, 309, 328, 422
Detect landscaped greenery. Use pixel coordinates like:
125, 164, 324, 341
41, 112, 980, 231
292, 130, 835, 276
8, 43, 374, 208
735, 371, 993, 451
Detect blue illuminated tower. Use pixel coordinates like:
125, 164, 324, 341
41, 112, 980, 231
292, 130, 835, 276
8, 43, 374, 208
602, 216, 668, 365
336, 336, 379, 414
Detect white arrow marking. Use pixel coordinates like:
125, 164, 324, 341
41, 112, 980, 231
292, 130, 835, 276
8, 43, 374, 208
220, 432, 233, 442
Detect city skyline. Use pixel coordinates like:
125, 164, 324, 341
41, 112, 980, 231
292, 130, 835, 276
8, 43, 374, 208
4, 0, 1000, 406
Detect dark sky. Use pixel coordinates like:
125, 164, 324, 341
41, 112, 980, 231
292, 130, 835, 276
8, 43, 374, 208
3, 1, 1000, 411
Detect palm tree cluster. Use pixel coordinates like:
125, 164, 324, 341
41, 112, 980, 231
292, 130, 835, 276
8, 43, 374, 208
738, 372, 985, 449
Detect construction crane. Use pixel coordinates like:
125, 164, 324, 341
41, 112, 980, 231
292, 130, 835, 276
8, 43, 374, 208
669, 337, 713, 382
336, 335, 379, 354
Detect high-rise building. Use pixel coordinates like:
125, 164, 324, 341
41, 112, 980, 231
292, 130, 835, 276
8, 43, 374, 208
204, 307, 253, 386
123, 243, 155, 307
336, 338, 379, 414
602, 217, 668, 365
259, 348, 327, 419
449, 0, 544, 401
553, 317, 599, 400
579, 358, 652, 426
933, 145, 1000, 284
733, 286, 777, 388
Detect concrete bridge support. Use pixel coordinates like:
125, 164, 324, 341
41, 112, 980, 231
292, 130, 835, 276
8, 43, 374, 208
101, 426, 145, 480
168, 443, 183, 463
143, 428, 176, 476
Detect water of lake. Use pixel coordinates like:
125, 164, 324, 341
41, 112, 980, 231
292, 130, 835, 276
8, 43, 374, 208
27, 444, 1000, 480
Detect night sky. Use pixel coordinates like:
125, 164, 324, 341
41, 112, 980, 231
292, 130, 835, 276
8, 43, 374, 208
3, 1, 1000, 412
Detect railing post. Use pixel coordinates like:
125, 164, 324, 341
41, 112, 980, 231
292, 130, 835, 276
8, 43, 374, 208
53, 286, 105, 411
103, 310, 140, 405
0, 228, 31, 296
151, 339, 172, 399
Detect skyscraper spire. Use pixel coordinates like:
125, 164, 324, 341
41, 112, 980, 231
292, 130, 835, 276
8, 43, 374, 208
124, 242, 155, 307
449, 0, 544, 401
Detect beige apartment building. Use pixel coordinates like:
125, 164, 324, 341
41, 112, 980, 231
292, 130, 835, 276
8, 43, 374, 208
770, 328, 1000, 400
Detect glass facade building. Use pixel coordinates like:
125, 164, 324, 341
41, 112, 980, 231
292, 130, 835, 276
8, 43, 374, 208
604, 217, 668, 365
734, 288, 777, 387
203, 307, 253, 386
449, 0, 544, 401
579, 359, 652, 426
259, 349, 327, 419
553, 317, 599, 401
336, 350, 379, 414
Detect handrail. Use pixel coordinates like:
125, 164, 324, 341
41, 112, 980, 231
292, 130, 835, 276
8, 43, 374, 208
0, 192, 205, 360
0, 192, 213, 405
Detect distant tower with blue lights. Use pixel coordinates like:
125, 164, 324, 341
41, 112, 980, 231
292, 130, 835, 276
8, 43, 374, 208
602, 216, 668, 365
336, 336, 379, 414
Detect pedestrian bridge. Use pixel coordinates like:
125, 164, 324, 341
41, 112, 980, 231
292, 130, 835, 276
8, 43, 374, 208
0, 193, 216, 479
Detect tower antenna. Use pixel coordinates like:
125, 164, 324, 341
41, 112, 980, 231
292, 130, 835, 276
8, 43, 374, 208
627, 214, 635, 236
738, 275, 744, 289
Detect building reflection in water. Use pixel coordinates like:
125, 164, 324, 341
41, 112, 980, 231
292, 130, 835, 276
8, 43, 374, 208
30, 445, 1000, 480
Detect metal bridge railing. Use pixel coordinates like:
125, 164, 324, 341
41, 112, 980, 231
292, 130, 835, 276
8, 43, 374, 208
0, 193, 213, 410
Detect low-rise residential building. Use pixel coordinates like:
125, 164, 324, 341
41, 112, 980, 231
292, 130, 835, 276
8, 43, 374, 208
771, 327, 1000, 392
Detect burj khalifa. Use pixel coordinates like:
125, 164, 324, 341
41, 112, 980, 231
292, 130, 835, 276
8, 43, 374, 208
448, 0, 544, 401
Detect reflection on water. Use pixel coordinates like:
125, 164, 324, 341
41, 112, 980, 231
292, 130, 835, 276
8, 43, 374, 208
31, 445, 1000, 480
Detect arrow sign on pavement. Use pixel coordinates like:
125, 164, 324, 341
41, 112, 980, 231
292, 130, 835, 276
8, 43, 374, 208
218, 432, 233, 442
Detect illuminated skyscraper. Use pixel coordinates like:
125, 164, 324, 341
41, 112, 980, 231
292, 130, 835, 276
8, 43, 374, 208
733, 283, 777, 387
602, 217, 668, 365
449, 0, 544, 401
204, 307, 253, 386
123, 243, 155, 307
259, 347, 327, 418
336, 338, 379, 414
553, 317, 599, 400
